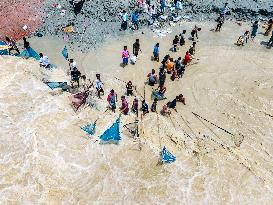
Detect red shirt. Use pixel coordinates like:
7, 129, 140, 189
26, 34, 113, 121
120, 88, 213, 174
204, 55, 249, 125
183, 54, 191, 65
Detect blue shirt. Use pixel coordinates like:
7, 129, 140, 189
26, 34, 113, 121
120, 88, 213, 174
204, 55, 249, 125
132, 13, 139, 23
154, 45, 159, 54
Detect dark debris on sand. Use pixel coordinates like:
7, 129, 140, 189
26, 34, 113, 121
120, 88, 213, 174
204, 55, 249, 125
35, 0, 273, 51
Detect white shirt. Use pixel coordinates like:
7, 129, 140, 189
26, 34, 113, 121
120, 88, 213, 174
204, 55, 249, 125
69, 61, 77, 71
95, 79, 103, 89
39, 56, 49, 66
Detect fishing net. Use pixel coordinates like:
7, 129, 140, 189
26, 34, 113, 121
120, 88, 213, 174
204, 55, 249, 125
70, 92, 88, 111
162, 146, 176, 163
19, 47, 40, 60
46, 82, 68, 90
61, 46, 69, 60
0, 0, 44, 40
81, 123, 96, 135
100, 118, 121, 144
151, 90, 167, 101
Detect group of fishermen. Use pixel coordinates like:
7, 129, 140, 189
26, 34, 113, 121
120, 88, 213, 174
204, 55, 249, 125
2, 1, 273, 116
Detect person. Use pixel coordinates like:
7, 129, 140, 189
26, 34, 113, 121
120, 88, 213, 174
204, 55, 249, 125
159, 68, 166, 86
153, 43, 159, 62
173, 35, 179, 52
122, 46, 130, 66
237, 31, 250, 46
69, 59, 77, 72
120, 96, 129, 115
23, 37, 30, 49
81, 75, 92, 91
176, 0, 183, 10
220, 2, 229, 16
147, 69, 158, 86
265, 19, 273, 36
158, 84, 166, 95
151, 99, 158, 112
215, 14, 224, 32
191, 26, 201, 41
189, 41, 196, 57
71, 67, 81, 88
160, 0, 165, 13
126, 81, 134, 96
179, 30, 186, 46
107, 89, 117, 112
161, 54, 170, 69
149, 5, 157, 24
160, 104, 171, 116
170, 69, 177, 81
183, 51, 191, 66
146, 0, 151, 7
166, 58, 174, 74
141, 100, 149, 115
39, 53, 50, 68
132, 97, 139, 114
175, 57, 183, 78
267, 30, 273, 47
167, 96, 179, 112
177, 94, 186, 105
133, 39, 141, 57
95, 74, 104, 98
5, 36, 20, 55
251, 21, 259, 40
132, 11, 139, 30
121, 10, 129, 30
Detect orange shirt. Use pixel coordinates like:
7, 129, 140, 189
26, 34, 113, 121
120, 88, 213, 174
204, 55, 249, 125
167, 61, 174, 71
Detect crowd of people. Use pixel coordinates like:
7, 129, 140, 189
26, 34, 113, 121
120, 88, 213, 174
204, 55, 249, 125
1, 1, 273, 119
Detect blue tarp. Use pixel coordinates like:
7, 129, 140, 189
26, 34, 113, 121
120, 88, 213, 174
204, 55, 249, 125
62, 46, 69, 60
162, 146, 176, 163
99, 118, 121, 144
81, 123, 96, 135
46, 82, 67, 90
0, 41, 8, 55
19, 47, 40, 60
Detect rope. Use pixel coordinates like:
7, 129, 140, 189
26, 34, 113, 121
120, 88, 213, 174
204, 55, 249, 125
192, 112, 234, 136
156, 112, 162, 150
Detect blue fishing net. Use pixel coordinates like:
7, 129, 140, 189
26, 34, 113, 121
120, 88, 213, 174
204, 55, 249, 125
0, 41, 8, 55
151, 91, 167, 101
46, 82, 67, 90
81, 123, 96, 135
62, 46, 69, 60
162, 146, 176, 163
19, 47, 40, 60
100, 118, 121, 144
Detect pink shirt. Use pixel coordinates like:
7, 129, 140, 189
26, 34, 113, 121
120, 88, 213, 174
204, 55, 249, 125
122, 50, 129, 58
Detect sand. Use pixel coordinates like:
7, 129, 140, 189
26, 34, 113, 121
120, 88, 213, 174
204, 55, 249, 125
0, 21, 273, 204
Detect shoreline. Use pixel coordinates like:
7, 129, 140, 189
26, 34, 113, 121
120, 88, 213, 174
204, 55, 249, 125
1, 18, 273, 204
